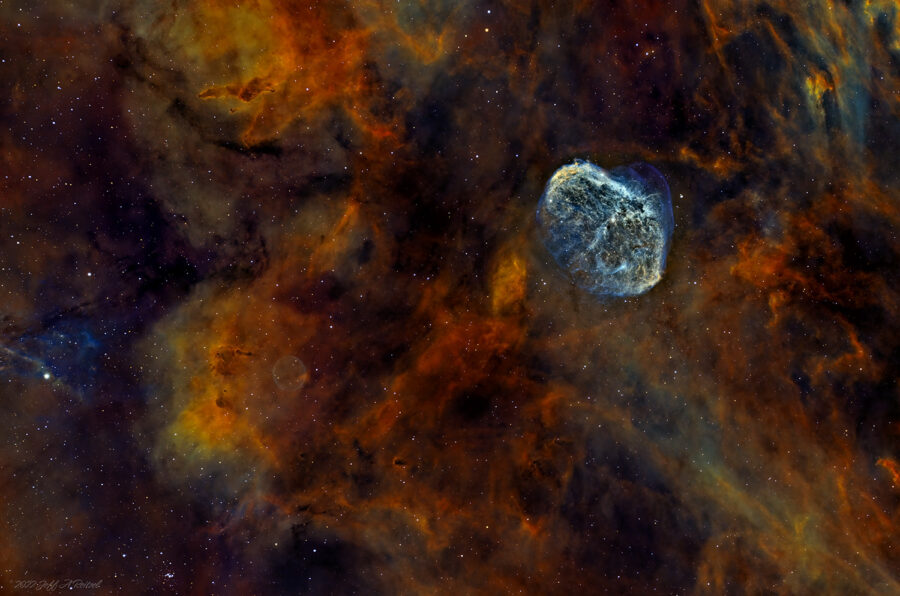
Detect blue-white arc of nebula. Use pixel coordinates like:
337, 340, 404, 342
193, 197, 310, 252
536, 159, 674, 297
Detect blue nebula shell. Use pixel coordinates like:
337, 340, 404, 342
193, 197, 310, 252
536, 159, 674, 297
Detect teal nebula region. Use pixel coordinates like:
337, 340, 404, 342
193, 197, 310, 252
536, 160, 674, 297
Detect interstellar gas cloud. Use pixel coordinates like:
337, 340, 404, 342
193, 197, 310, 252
536, 160, 674, 297
1, 1, 898, 595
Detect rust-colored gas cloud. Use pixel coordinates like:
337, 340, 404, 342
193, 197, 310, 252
1, 0, 898, 594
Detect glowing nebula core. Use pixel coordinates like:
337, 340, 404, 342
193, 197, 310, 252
537, 160, 674, 297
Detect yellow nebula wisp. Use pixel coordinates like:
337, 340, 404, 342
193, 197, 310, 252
490, 249, 527, 315
162, 301, 278, 470
167, 0, 371, 145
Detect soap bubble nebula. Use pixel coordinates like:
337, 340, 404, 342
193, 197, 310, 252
272, 355, 308, 392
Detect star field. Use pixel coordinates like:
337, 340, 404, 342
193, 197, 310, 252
1, 1, 898, 594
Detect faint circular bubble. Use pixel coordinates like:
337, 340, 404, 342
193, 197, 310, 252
536, 159, 674, 297
272, 355, 308, 392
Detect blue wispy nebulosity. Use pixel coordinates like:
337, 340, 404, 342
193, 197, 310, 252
536, 160, 674, 297
3, 318, 103, 393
